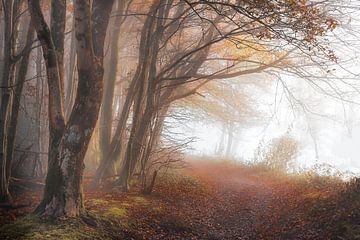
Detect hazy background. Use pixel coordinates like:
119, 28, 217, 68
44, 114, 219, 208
182, 7, 360, 174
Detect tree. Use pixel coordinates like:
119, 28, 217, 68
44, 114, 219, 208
29, 0, 115, 217
108, 0, 337, 192
0, 0, 35, 203
97, 0, 127, 181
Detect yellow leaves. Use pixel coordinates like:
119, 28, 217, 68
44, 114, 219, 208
175, 79, 256, 123
171, 44, 292, 124
211, 39, 268, 61
289, 0, 297, 6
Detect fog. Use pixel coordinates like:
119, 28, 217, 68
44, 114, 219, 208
185, 74, 360, 174
176, 4, 360, 175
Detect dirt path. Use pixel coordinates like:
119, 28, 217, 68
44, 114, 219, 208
185, 161, 278, 239
182, 161, 329, 240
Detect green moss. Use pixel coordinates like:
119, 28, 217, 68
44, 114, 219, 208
0, 215, 39, 240
133, 196, 148, 204
105, 207, 127, 217
0, 215, 105, 240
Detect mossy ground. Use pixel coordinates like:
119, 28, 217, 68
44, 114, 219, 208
0, 215, 107, 240
0, 170, 206, 239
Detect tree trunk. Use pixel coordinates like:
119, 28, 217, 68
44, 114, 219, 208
98, 0, 125, 180
64, 27, 76, 119
94, 76, 136, 183
0, 0, 17, 203
134, 12, 217, 191
139, 105, 168, 193
28, 0, 66, 216
0, 1, 4, 81
6, 23, 35, 183
33, 46, 44, 177
94, 2, 161, 184
116, 1, 168, 190
50, 0, 66, 101
225, 122, 234, 158
32, 0, 114, 217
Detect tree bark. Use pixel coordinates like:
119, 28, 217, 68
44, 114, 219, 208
50, 0, 66, 101
28, 0, 66, 216
0, 1, 4, 81
32, 0, 114, 217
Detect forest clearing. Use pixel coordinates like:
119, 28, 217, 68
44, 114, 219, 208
1, 159, 359, 239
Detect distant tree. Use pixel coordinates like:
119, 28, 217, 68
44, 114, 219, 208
0, 1, 35, 204
97, 0, 127, 181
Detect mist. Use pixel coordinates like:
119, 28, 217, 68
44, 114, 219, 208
0, 1, 360, 239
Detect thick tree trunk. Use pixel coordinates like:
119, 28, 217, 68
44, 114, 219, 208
28, 0, 65, 146
29, 0, 66, 216
32, 0, 114, 217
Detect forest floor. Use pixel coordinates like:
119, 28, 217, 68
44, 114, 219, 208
0, 159, 359, 239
